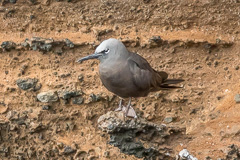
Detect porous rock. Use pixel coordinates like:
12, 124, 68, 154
98, 111, 178, 159
1, 41, 16, 51
37, 91, 59, 103
16, 78, 40, 91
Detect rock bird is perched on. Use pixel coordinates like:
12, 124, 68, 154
77, 38, 184, 118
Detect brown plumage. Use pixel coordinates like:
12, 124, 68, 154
77, 38, 184, 118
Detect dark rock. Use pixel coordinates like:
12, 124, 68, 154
60, 90, 83, 100
65, 39, 74, 48
225, 144, 240, 160
190, 108, 200, 115
204, 43, 213, 50
217, 96, 222, 100
59, 73, 71, 78
5, 9, 15, 18
42, 105, 50, 110
88, 93, 102, 103
63, 146, 76, 155
9, 0, 17, 3
29, 0, 38, 4
29, 15, 35, 20
37, 91, 59, 103
26, 37, 53, 52
1, 0, 18, 4
78, 74, 84, 82
143, 0, 151, 3
206, 62, 212, 66
1, 41, 16, 51
98, 111, 183, 159
29, 122, 45, 133
23, 37, 75, 53
150, 36, 162, 43
214, 61, 219, 67
148, 36, 164, 48
72, 97, 84, 105
16, 78, 39, 91
205, 156, 212, 160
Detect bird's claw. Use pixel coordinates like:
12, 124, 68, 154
124, 105, 137, 118
115, 98, 137, 118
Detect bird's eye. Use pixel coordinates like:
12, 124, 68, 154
104, 48, 110, 54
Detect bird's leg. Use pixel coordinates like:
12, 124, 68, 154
124, 97, 137, 118
115, 99, 126, 111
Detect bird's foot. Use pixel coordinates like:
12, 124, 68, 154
123, 106, 137, 118
115, 99, 126, 111
115, 105, 126, 112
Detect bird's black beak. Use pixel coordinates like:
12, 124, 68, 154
76, 53, 102, 63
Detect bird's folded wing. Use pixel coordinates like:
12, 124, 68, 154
128, 57, 153, 91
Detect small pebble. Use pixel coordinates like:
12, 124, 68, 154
164, 117, 174, 123
42, 105, 50, 110
234, 94, 240, 103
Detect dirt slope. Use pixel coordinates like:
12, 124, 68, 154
0, 0, 240, 159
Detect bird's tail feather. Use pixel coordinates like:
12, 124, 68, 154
159, 79, 184, 89
159, 85, 182, 89
162, 79, 184, 85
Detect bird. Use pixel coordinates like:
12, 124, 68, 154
77, 38, 184, 118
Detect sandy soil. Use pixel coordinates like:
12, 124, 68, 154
0, 0, 240, 159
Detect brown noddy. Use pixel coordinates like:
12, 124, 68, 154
77, 38, 184, 118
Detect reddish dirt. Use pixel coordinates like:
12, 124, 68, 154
0, 0, 240, 159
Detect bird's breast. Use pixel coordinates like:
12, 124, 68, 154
99, 63, 126, 87
99, 62, 128, 90
99, 62, 147, 98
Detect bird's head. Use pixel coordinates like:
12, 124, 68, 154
77, 38, 128, 63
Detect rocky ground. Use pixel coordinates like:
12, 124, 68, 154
0, 0, 240, 159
